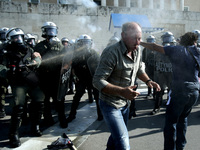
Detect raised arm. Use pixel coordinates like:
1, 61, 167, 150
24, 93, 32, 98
140, 42, 165, 54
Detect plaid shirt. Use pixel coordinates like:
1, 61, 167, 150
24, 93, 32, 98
93, 40, 145, 108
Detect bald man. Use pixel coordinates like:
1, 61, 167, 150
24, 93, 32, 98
93, 22, 160, 150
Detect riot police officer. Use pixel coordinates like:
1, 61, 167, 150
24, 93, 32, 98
61, 37, 75, 95
61, 37, 69, 47
151, 31, 175, 115
0, 27, 44, 148
66, 34, 103, 122
142, 35, 156, 98
0, 27, 9, 118
24, 33, 37, 48
34, 22, 68, 128
106, 33, 120, 47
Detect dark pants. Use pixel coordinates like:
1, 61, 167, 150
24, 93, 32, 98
69, 79, 102, 118
9, 85, 44, 135
164, 82, 199, 150
154, 88, 165, 109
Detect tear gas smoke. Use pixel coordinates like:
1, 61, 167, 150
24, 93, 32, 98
76, 0, 97, 8
77, 17, 102, 33
41, 45, 88, 64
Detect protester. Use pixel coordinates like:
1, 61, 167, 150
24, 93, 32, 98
93, 22, 160, 150
140, 32, 200, 150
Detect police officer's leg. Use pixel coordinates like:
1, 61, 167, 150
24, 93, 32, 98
28, 86, 45, 136
67, 81, 86, 122
93, 87, 103, 121
67, 73, 74, 94
22, 94, 30, 125
43, 94, 55, 126
151, 88, 164, 115
55, 98, 68, 128
9, 86, 27, 148
129, 99, 136, 119
87, 84, 94, 103
0, 85, 7, 118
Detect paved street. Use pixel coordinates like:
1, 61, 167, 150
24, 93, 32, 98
1, 83, 200, 150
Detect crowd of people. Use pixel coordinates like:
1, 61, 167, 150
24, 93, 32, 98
0, 21, 200, 150
0, 22, 102, 148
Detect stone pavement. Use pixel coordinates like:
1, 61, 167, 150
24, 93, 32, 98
1, 84, 200, 150
77, 91, 200, 150
0, 91, 100, 150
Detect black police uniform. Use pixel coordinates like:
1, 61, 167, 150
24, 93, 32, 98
34, 40, 68, 128
0, 42, 44, 148
67, 48, 103, 122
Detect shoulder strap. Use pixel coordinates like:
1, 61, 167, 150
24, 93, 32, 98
186, 47, 200, 71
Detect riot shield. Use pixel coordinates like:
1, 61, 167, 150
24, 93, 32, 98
87, 50, 100, 76
57, 46, 74, 101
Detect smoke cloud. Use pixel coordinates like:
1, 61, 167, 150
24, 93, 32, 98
77, 17, 102, 33
63, 0, 97, 8
76, 0, 97, 8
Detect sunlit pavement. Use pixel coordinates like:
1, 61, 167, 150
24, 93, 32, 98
1, 82, 200, 150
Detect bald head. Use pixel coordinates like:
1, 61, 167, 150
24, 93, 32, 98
121, 22, 142, 51
122, 22, 141, 34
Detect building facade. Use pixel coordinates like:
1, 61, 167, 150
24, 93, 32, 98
0, 0, 200, 52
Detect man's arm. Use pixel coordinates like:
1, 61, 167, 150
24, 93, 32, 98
140, 42, 165, 54
137, 72, 161, 92
101, 83, 139, 100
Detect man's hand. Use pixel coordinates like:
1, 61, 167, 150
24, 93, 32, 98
33, 52, 42, 59
121, 85, 140, 100
146, 81, 161, 91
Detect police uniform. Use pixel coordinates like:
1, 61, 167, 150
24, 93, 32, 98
34, 39, 68, 128
0, 42, 8, 118
67, 48, 103, 121
0, 40, 44, 148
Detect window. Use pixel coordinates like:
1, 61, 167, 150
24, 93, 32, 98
29, 0, 40, 4
184, 6, 189, 11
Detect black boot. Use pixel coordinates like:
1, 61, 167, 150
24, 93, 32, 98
9, 133, 21, 148
66, 114, 76, 123
59, 114, 68, 128
56, 101, 68, 128
9, 106, 23, 148
129, 99, 137, 119
31, 125, 42, 137
0, 107, 6, 118
29, 102, 44, 137
151, 90, 163, 115
43, 98, 55, 127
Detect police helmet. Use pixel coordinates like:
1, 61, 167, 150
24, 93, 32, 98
41, 21, 58, 38
161, 31, 176, 46
61, 37, 69, 46
146, 35, 156, 43
25, 33, 36, 48
68, 39, 75, 47
192, 30, 200, 44
76, 34, 93, 49
192, 30, 200, 36
6, 27, 25, 45
0, 27, 9, 41
61, 37, 69, 42
109, 36, 120, 43
69, 39, 75, 45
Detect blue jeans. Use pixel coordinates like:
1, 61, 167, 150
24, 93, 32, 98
164, 83, 199, 150
99, 99, 130, 150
